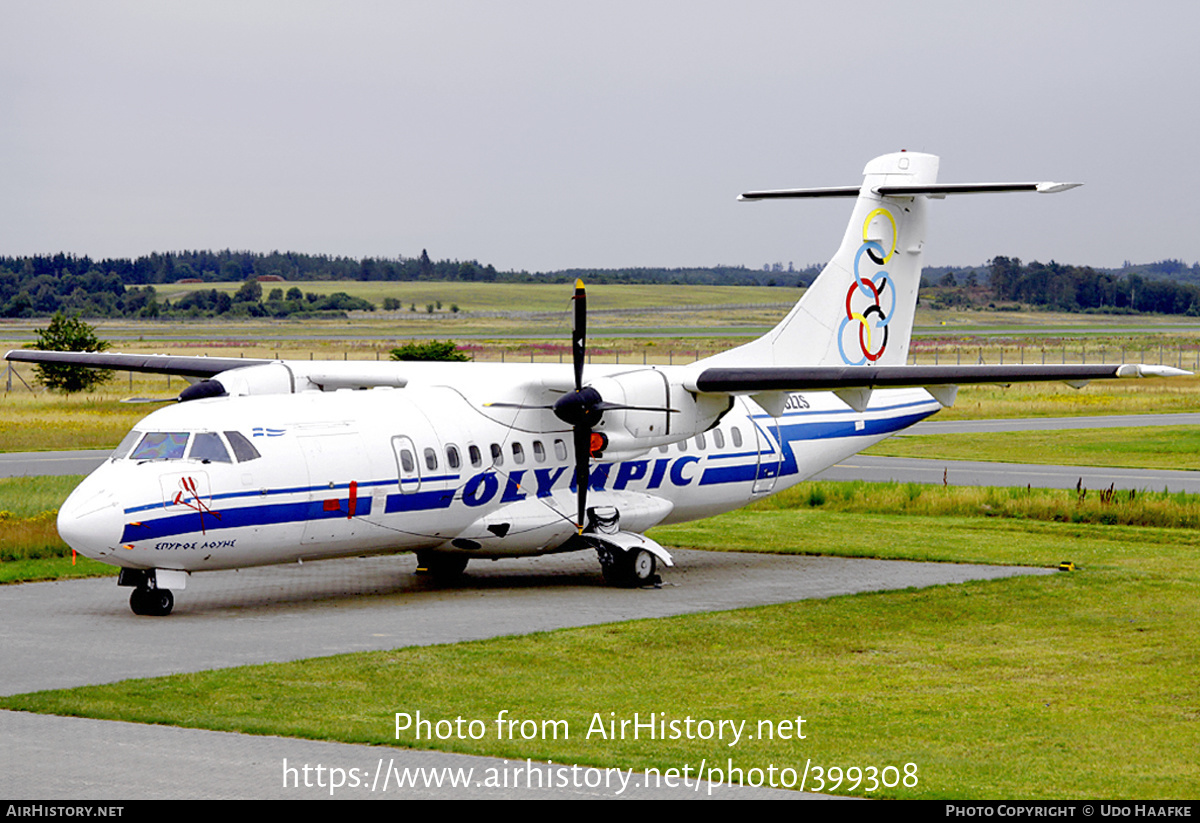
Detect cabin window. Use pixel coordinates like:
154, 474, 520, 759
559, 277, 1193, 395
224, 431, 261, 462
532, 440, 546, 463
399, 449, 415, 473
695, 433, 707, 451
490, 443, 504, 466
512, 442, 525, 464
731, 427, 743, 447
424, 448, 438, 471
677, 440, 687, 453
446, 445, 461, 470
713, 429, 725, 449
131, 432, 189, 461
553, 439, 567, 461
111, 430, 143, 461
468, 444, 482, 468
657, 445, 669, 454
189, 432, 233, 463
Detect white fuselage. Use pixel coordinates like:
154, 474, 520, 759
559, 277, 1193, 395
57, 366, 940, 574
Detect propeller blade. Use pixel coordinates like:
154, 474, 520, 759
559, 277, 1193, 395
593, 402, 680, 414
571, 280, 590, 530
571, 279, 586, 392
483, 402, 556, 410
120, 396, 177, 404
573, 424, 591, 532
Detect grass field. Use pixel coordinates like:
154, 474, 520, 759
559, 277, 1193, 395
0, 474, 112, 582
4, 496, 1197, 798
3, 284, 1200, 350
155, 280, 797, 312
867, 425, 1200, 470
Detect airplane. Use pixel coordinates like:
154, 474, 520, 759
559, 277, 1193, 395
8, 151, 1187, 616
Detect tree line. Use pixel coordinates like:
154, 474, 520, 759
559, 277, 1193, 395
0, 250, 794, 319
1, 248, 1198, 319
960, 257, 1200, 315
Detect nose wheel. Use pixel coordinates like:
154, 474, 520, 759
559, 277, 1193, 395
129, 588, 174, 616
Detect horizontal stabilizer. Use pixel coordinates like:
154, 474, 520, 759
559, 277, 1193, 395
875, 182, 1081, 197
739, 181, 1080, 201
691, 364, 1190, 394
739, 186, 860, 201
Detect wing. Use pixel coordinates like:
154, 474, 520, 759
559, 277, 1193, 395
5, 350, 271, 378
4, 349, 415, 394
688, 363, 1191, 414
692, 363, 1189, 392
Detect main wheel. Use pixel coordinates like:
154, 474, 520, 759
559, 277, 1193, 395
631, 549, 656, 582
415, 551, 469, 582
600, 548, 657, 587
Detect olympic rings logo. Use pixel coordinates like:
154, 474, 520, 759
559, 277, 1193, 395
837, 207, 896, 364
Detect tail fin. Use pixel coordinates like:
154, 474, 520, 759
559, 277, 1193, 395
702, 151, 1079, 370
706, 151, 937, 369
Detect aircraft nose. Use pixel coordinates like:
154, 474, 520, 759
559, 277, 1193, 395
57, 484, 124, 561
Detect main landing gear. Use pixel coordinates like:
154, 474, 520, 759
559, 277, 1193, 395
586, 506, 667, 588
414, 550, 470, 583
597, 545, 660, 588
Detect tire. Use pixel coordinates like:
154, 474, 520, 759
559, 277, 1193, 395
415, 551, 469, 582
600, 548, 656, 587
150, 589, 174, 616
130, 588, 173, 616
630, 549, 657, 583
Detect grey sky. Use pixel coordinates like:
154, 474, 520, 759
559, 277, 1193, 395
2, 1, 1196, 272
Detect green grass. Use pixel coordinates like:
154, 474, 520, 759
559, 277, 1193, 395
0, 393, 150, 452
0, 475, 84, 517
0, 555, 115, 583
0, 475, 117, 581
3, 503, 1198, 798
156, 280, 796, 312
932, 379, 1200, 420
866, 425, 1200, 470
731, 480, 1200, 530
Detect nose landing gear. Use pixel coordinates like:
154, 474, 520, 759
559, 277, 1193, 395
129, 587, 174, 616
118, 568, 183, 616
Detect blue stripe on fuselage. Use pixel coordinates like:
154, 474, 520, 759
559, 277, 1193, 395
117, 400, 938, 543
120, 496, 374, 543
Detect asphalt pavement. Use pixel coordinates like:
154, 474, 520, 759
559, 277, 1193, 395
0, 550, 1046, 800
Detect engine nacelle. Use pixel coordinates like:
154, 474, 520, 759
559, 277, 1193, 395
589, 369, 732, 458
212, 363, 297, 396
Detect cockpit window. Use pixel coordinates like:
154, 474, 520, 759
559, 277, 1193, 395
224, 431, 261, 462
130, 432, 189, 461
189, 432, 233, 463
111, 430, 143, 461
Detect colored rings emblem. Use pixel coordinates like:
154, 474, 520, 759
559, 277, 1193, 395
838, 207, 896, 364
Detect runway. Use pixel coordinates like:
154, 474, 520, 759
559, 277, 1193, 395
1, 550, 1049, 799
